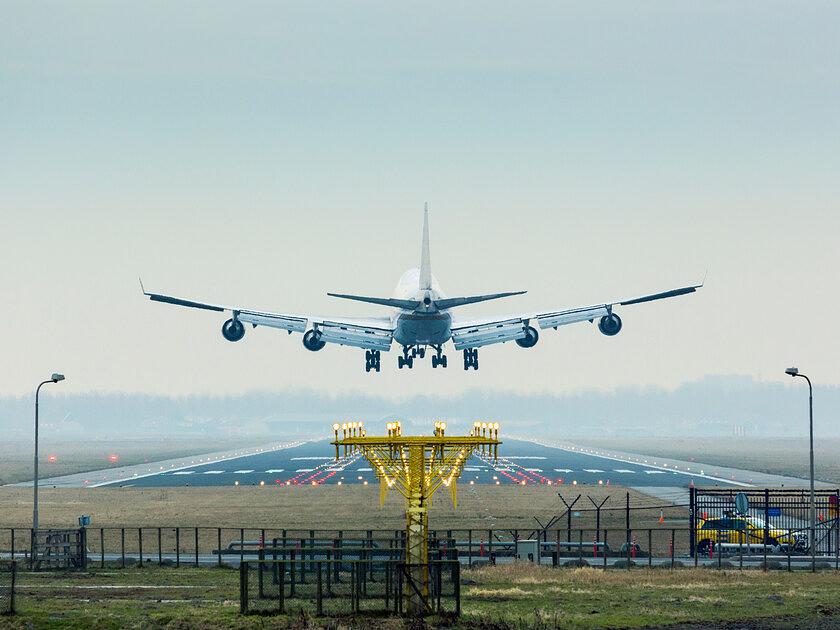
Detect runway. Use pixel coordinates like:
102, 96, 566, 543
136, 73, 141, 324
91, 438, 749, 489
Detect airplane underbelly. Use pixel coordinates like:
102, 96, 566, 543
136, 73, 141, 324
394, 313, 451, 346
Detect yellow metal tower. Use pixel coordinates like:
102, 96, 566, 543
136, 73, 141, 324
332, 420, 501, 614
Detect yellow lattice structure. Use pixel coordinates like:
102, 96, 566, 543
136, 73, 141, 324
332, 420, 501, 614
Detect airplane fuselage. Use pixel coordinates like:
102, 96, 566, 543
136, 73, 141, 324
390, 268, 452, 347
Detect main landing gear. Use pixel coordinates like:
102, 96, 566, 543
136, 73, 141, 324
463, 348, 479, 370
397, 345, 448, 369
431, 345, 447, 369
365, 350, 381, 373
398, 346, 414, 369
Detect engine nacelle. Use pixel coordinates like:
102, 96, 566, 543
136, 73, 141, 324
222, 318, 245, 342
598, 313, 622, 336
303, 329, 326, 351
515, 325, 539, 348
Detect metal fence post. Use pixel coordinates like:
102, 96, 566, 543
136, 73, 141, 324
194, 528, 199, 567
648, 529, 653, 568
9, 560, 16, 615
158, 528, 162, 566
9, 529, 14, 561
175, 528, 180, 567
217, 529, 222, 567
278, 560, 285, 614
240, 528, 244, 566
239, 562, 248, 614
689, 485, 696, 557
317, 561, 323, 615
670, 529, 675, 569
100, 528, 105, 569
455, 560, 461, 616
120, 528, 125, 568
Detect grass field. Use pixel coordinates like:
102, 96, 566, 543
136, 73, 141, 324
0, 484, 684, 531
573, 437, 840, 486
0, 438, 263, 486
4, 564, 840, 629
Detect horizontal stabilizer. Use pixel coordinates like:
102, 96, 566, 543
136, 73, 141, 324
618, 284, 701, 306
327, 293, 421, 310
435, 291, 526, 310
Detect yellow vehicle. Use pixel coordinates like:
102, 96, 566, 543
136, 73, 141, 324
695, 513, 805, 554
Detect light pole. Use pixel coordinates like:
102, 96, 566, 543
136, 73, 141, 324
34, 373, 65, 532
785, 367, 815, 570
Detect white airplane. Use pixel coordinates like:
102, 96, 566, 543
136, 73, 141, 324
142, 205, 702, 372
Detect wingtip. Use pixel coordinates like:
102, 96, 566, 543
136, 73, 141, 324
139, 276, 147, 296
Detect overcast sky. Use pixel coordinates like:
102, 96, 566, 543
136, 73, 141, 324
2, 1, 838, 398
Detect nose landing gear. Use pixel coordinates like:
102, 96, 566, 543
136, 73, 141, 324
463, 348, 479, 370
365, 350, 381, 372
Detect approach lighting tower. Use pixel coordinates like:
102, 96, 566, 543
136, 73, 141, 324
331, 419, 501, 614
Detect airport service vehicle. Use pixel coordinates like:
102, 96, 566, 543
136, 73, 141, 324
695, 514, 806, 554
142, 205, 701, 372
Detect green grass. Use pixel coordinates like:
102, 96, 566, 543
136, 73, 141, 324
4, 564, 840, 629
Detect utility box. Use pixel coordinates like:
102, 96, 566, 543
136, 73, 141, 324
515, 539, 540, 564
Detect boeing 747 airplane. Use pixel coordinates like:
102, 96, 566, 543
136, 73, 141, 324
142, 205, 701, 372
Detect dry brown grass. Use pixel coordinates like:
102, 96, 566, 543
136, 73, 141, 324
0, 483, 668, 530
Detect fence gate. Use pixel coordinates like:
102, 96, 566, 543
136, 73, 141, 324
31, 529, 87, 570
690, 488, 840, 556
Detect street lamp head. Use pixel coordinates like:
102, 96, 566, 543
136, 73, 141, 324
785, 367, 799, 377
51, 373, 65, 383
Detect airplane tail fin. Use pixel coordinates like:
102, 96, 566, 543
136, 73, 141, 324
419, 203, 432, 290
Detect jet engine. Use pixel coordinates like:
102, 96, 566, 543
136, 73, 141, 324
515, 325, 539, 348
303, 329, 326, 351
598, 313, 622, 336
222, 318, 245, 342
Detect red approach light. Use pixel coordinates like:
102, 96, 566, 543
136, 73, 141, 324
108, 454, 119, 463
47, 455, 58, 463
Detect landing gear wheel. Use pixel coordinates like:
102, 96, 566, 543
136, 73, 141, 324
418, 348, 426, 359
222, 318, 245, 342
463, 348, 479, 370
365, 350, 381, 372
441, 355, 447, 368
398, 355, 414, 369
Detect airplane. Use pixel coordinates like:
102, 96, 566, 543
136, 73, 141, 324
142, 204, 702, 372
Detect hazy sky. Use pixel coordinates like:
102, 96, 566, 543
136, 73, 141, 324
2, 1, 838, 398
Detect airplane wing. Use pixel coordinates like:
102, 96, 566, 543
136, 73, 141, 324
449, 283, 702, 350
141, 282, 394, 351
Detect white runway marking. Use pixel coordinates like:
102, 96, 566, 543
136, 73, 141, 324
554, 468, 573, 473
584, 469, 604, 473
506, 456, 547, 460
291, 457, 332, 461
295, 468, 313, 473
524, 468, 543, 472
643, 470, 666, 474
172, 471, 194, 475
233, 470, 254, 474
357, 467, 373, 472
613, 469, 636, 474
202, 470, 225, 475
265, 469, 284, 473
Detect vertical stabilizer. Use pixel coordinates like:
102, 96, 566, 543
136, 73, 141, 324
419, 203, 432, 290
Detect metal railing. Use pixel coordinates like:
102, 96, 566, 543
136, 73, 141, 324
240, 558, 460, 616
2, 525, 838, 571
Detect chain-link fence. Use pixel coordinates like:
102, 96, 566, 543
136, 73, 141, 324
240, 559, 460, 616
0, 561, 16, 615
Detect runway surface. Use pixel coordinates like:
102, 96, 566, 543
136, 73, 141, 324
93, 438, 748, 489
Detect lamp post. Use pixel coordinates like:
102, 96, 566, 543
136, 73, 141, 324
34, 373, 65, 532
785, 367, 815, 570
